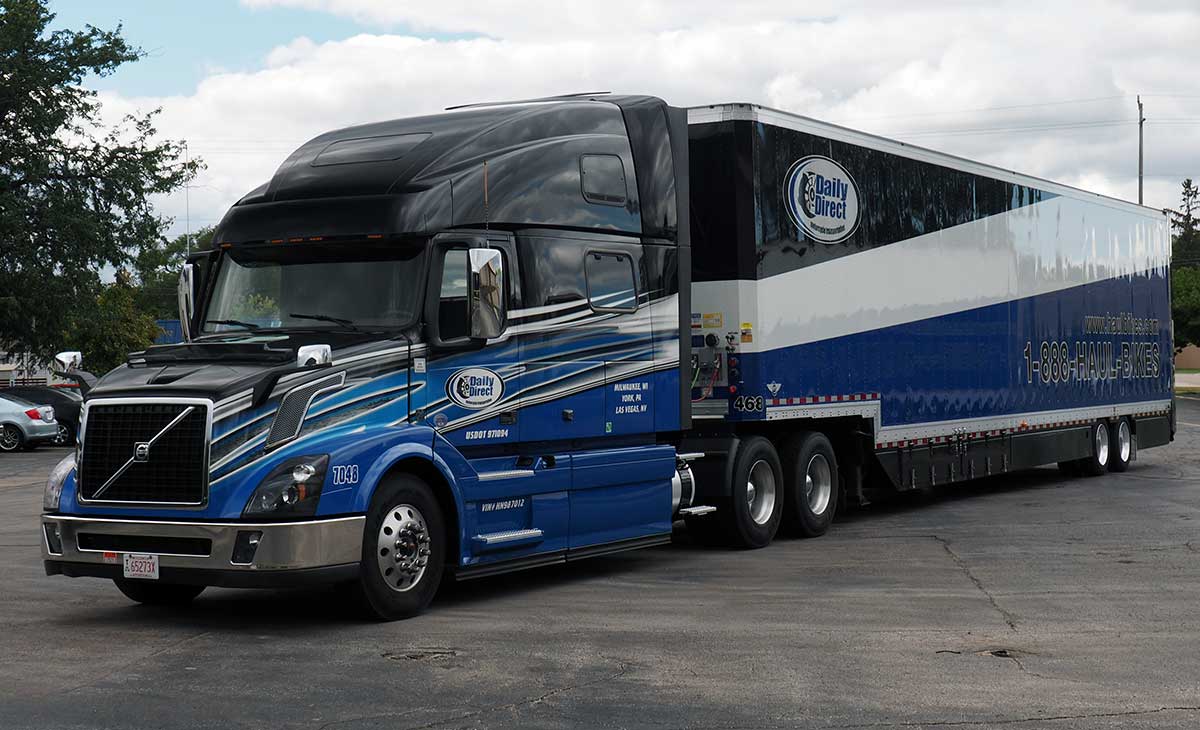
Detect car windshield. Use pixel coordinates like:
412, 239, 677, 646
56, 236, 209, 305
201, 241, 426, 334
1, 393, 35, 407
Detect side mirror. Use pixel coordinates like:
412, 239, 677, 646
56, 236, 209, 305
178, 264, 196, 341
53, 351, 82, 371
468, 248, 506, 340
296, 344, 332, 368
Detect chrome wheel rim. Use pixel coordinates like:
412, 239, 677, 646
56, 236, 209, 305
376, 504, 431, 592
53, 424, 69, 446
1094, 423, 1109, 467
746, 459, 777, 525
805, 453, 832, 516
1118, 420, 1132, 463
0, 426, 19, 452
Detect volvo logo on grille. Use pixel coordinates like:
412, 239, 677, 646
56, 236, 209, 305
133, 442, 150, 462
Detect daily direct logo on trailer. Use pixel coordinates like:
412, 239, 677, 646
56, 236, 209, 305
783, 155, 861, 244
447, 367, 504, 409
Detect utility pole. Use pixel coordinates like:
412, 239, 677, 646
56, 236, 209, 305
1137, 96, 1145, 205
183, 139, 190, 253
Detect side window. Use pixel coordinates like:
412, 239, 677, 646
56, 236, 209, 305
585, 251, 637, 312
438, 249, 469, 341
519, 237, 588, 308
580, 154, 628, 206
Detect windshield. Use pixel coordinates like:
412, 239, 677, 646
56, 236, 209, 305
201, 241, 426, 334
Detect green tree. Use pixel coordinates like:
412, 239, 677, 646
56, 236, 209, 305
0, 0, 201, 362
1170, 178, 1200, 266
1171, 179, 1200, 350
133, 226, 213, 318
70, 271, 163, 375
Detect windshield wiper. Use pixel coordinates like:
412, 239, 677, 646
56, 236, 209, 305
206, 319, 263, 331
287, 312, 363, 331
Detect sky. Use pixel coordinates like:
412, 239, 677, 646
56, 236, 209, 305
48, 0, 1200, 240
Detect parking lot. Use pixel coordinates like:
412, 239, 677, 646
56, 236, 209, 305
2, 403, 1199, 729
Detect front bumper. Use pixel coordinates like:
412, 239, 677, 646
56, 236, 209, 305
42, 514, 365, 588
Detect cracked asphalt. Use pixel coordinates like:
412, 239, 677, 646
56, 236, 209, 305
3, 401, 1200, 729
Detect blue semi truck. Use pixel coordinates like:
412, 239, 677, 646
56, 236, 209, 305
42, 94, 1174, 619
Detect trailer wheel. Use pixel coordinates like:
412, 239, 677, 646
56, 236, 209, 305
780, 432, 839, 538
719, 436, 783, 549
113, 580, 205, 605
1108, 418, 1132, 472
354, 473, 445, 620
1077, 421, 1112, 477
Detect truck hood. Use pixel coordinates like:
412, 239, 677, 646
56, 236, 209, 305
87, 336, 416, 403
84, 336, 421, 484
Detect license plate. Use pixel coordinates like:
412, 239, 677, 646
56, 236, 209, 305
123, 553, 159, 580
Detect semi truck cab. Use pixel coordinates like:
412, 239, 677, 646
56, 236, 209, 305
43, 95, 703, 618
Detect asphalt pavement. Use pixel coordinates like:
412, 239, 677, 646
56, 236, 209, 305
2, 402, 1199, 729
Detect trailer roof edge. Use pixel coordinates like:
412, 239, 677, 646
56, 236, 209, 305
688, 103, 1167, 221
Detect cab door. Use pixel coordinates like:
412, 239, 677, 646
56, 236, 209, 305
422, 232, 570, 565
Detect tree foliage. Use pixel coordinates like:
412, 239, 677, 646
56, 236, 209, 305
1170, 178, 1200, 266
1171, 179, 1200, 350
71, 271, 163, 375
133, 225, 213, 318
0, 0, 201, 366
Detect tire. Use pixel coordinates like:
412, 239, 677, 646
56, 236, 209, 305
717, 436, 784, 549
0, 425, 23, 453
780, 432, 839, 538
354, 474, 445, 620
52, 423, 72, 447
113, 579, 205, 605
1077, 421, 1111, 477
1108, 418, 1133, 472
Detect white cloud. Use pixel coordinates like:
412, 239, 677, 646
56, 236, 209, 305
101, 2, 1200, 238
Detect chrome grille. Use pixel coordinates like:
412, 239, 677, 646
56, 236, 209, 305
79, 400, 211, 505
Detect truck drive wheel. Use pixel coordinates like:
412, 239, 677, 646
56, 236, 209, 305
1108, 418, 1132, 472
718, 436, 783, 549
780, 432, 839, 538
1078, 421, 1112, 477
113, 580, 205, 605
355, 474, 445, 620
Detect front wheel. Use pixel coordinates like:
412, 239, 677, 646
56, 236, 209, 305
354, 474, 445, 620
114, 579, 205, 605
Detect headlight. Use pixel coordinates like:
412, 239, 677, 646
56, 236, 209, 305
44, 452, 75, 512
242, 455, 329, 518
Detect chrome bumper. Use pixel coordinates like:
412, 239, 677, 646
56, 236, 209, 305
42, 514, 365, 577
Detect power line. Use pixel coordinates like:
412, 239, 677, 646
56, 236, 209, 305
830, 95, 1130, 124
889, 119, 1136, 139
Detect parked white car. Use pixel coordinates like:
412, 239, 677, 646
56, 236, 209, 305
0, 393, 56, 452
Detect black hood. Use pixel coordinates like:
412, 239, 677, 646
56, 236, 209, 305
88, 336, 409, 403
